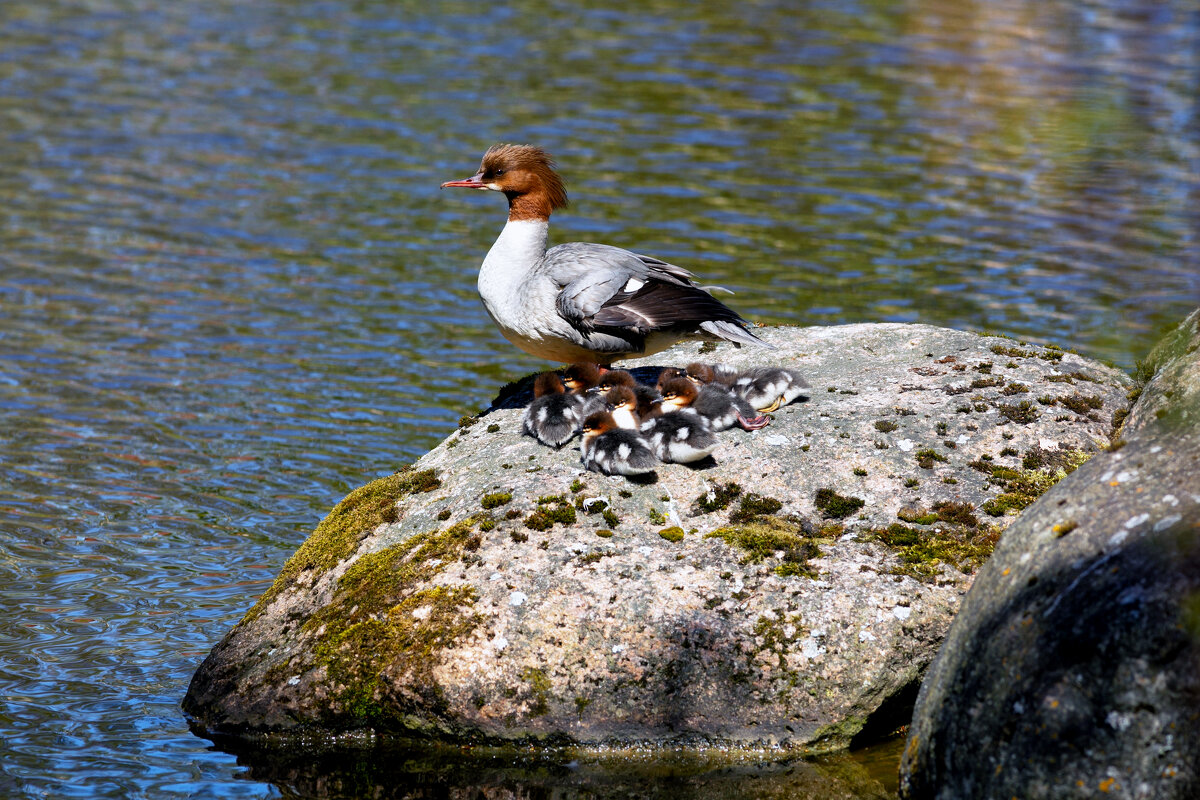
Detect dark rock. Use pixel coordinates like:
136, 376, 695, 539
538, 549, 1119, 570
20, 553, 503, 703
184, 324, 1129, 752
901, 309, 1200, 799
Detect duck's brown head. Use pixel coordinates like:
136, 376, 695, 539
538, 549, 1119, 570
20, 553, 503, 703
441, 144, 568, 221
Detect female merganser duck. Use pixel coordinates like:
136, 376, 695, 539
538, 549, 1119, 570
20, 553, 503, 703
580, 410, 658, 477
640, 408, 718, 464
659, 377, 770, 432
521, 371, 583, 448
441, 144, 772, 364
730, 366, 810, 413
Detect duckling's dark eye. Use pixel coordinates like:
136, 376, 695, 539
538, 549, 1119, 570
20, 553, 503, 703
495, 168, 506, 176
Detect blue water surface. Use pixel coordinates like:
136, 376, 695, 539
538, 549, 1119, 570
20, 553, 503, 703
0, 0, 1196, 796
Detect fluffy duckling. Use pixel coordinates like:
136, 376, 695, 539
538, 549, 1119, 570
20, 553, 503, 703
595, 369, 660, 412
655, 366, 687, 393
659, 377, 769, 432
640, 408, 718, 464
685, 361, 739, 389
731, 366, 810, 412
563, 362, 605, 393
521, 372, 584, 448
580, 410, 658, 476
564, 361, 608, 417
603, 386, 641, 430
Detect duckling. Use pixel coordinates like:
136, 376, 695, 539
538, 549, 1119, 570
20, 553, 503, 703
562, 362, 605, 394
730, 366, 810, 412
603, 386, 641, 430
685, 361, 739, 389
640, 409, 718, 464
580, 410, 658, 476
595, 369, 660, 413
659, 377, 770, 431
655, 366, 687, 393
563, 361, 608, 417
521, 371, 584, 448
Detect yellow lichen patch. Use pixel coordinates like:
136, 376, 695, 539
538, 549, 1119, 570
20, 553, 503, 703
240, 468, 442, 624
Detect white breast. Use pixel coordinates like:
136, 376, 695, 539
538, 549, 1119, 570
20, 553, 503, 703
477, 219, 549, 330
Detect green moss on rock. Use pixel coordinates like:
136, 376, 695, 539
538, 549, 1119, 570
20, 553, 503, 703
1056, 392, 1104, 415
694, 481, 743, 513
706, 518, 821, 578
302, 517, 486, 727
521, 667, 551, 716
970, 450, 1091, 517
525, 497, 576, 531
915, 448, 948, 469
313, 585, 481, 727
481, 492, 512, 509
242, 468, 441, 624
933, 501, 979, 527
658, 526, 685, 543
990, 343, 1032, 359
814, 488, 865, 519
997, 401, 1039, 424
898, 508, 940, 525
871, 522, 1000, 581
729, 493, 783, 523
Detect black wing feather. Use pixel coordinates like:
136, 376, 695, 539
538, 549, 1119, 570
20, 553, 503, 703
590, 281, 751, 335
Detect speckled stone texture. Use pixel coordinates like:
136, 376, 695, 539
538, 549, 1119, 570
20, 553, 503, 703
900, 309, 1200, 800
184, 324, 1130, 751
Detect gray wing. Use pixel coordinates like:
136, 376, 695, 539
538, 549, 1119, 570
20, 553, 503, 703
543, 242, 766, 347
545, 243, 694, 324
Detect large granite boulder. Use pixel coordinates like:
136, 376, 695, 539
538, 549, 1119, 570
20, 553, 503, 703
900, 309, 1200, 799
184, 323, 1129, 752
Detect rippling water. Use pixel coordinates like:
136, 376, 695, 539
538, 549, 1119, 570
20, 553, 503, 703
0, 0, 1196, 796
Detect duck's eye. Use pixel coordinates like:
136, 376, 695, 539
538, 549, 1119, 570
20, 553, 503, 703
495, 168, 506, 176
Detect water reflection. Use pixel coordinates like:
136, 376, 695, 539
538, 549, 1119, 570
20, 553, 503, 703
0, 0, 1196, 796
214, 736, 902, 800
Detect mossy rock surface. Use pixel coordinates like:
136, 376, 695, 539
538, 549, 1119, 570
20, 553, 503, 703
185, 323, 1130, 753
1119, 307, 1200, 438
